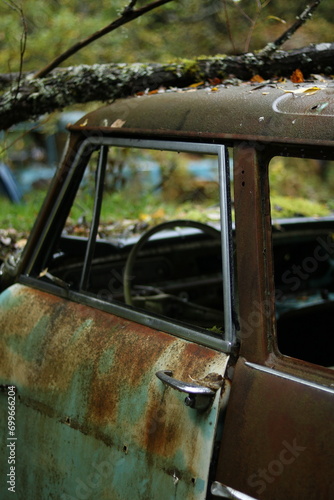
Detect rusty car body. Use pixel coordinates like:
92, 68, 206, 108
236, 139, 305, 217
1, 82, 334, 500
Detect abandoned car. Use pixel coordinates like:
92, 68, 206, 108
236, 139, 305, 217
1, 82, 334, 500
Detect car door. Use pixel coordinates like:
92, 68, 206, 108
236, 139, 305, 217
213, 145, 334, 500
0, 138, 235, 500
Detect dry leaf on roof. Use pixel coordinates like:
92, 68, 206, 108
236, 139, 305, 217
251, 74, 265, 83
110, 119, 126, 128
279, 86, 323, 95
291, 69, 304, 83
188, 82, 205, 88
209, 77, 223, 85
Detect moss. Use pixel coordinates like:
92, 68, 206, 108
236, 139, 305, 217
161, 59, 202, 81
208, 325, 223, 334
165, 56, 234, 83
271, 195, 331, 219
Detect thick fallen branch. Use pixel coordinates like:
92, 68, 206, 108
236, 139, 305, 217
1, 42, 334, 131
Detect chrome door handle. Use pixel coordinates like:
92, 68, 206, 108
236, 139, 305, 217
156, 370, 216, 411
211, 482, 259, 500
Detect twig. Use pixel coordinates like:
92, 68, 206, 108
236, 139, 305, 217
0, 121, 43, 157
231, 0, 253, 25
2, 1, 27, 99
245, 0, 271, 53
244, 10, 260, 54
122, 0, 138, 14
16, 6, 27, 99
33, 0, 175, 79
258, 0, 323, 57
222, 0, 236, 53
231, 0, 271, 53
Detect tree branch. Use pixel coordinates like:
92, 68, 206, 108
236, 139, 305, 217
33, 0, 175, 79
1, 43, 334, 131
122, 0, 139, 14
15, 2, 27, 100
222, 0, 236, 53
258, 0, 323, 57
2, 1, 28, 99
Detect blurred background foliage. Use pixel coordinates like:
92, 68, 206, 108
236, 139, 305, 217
0, 0, 334, 239
269, 157, 334, 219
0, 0, 333, 74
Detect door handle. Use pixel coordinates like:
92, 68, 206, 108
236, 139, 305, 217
156, 370, 216, 411
211, 482, 259, 500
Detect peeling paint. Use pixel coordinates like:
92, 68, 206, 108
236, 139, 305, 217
0, 283, 229, 499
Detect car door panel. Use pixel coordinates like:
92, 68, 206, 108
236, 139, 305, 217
0, 283, 229, 500
215, 357, 334, 500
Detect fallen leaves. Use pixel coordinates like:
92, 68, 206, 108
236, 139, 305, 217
188, 82, 205, 88
250, 74, 265, 83
110, 119, 126, 128
208, 77, 223, 86
0, 229, 27, 263
279, 85, 324, 95
139, 207, 166, 223
131, 72, 334, 99
189, 372, 224, 390
290, 69, 305, 83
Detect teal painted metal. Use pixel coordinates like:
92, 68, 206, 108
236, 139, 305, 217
0, 284, 229, 500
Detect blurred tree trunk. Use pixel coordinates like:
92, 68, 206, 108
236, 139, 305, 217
0, 42, 333, 131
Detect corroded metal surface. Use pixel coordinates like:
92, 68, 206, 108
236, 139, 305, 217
216, 357, 334, 500
233, 144, 275, 363
0, 283, 229, 499
2, 76, 334, 500
69, 83, 334, 146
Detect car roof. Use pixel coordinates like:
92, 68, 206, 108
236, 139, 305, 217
68, 81, 334, 147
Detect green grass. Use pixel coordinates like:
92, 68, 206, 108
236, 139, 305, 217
0, 189, 48, 233
1, 188, 332, 239
271, 195, 331, 219
0, 187, 220, 241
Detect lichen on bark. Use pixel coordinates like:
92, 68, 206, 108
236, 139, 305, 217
1, 43, 334, 131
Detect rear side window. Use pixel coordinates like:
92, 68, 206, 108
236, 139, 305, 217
269, 156, 334, 368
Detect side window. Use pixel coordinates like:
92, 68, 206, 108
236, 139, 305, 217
44, 141, 235, 342
269, 155, 334, 368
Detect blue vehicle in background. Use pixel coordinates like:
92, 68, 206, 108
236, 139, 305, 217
0, 112, 84, 202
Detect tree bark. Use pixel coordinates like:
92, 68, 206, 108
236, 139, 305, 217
1, 42, 334, 131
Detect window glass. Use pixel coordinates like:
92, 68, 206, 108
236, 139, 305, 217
47, 144, 234, 337
269, 156, 334, 367
64, 149, 100, 236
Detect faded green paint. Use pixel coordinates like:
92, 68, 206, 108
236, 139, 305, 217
97, 346, 116, 375
0, 284, 229, 499
6, 314, 50, 363
69, 319, 95, 346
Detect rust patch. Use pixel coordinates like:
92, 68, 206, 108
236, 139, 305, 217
1, 284, 229, 498
179, 341, 222, 378
86, 323, 177, 426
140, 340, 227, 462
1, 285, 184, 429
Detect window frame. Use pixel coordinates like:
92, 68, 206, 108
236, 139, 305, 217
267, 151, 334, 371
22, 137, 236, 353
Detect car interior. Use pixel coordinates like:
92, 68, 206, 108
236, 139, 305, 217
35, 147, 334, 369
43, 216, 334, 368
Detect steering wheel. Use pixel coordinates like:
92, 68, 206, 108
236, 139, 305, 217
123, 220, 223, 324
